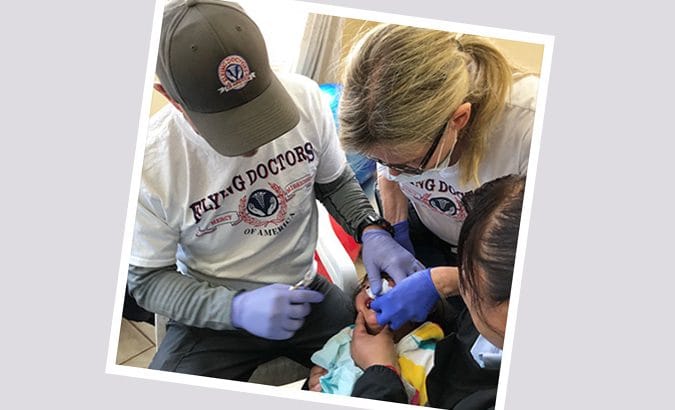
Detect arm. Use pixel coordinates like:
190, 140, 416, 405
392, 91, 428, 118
431, 266, 460, 298
350, 312, 407, 403
377, 172, 409, 224
127, 264, 237, 330
352, 365, 408, 403
314, 166, 376, 242
129, 191, 240, 330
129, 265, 323, 338
378, 170, 415, 254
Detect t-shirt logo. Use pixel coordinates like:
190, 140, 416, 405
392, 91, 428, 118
238, 182, 288, 227
247, 189, 279, 217
429, 197, 458, 216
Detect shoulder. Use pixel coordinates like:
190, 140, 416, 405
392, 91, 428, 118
278, 72, 322, 95
276, 74, 337, 150
278, 73, 328, 118
491, 74, 539, 143
147, 103, 174, 137
146, 104, 186, 150
506, 74, 539, 112
146, 104, 209, 156
142, 105, 197, 183
144, 105, 175, 166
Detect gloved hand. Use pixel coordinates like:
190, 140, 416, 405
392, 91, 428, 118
231, 283, 324, 340
392, 220, 415, 255
362, 228, 425, 295
370, 268, 439, 330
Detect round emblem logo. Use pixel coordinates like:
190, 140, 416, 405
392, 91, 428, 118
246, 189, 279, 218
217, 55, 256, 93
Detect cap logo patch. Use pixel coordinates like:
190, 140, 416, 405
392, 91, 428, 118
217, 55, 256, 93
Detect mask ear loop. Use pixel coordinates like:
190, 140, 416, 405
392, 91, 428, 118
435, 126, 462, 170
432, 129, 448, 169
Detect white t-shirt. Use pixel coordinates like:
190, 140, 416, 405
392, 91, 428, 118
382, 75, 538, 246
130, 73, 347, 287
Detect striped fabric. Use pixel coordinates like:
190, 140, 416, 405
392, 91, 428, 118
396, 322, 444, 405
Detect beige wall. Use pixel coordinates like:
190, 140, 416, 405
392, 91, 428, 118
150, 80, 169, 116
492, 38, 544, 74
339, 19, 381, 76
150, 17, 544, 116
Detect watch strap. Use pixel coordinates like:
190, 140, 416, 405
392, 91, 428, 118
356, 213, 394, 243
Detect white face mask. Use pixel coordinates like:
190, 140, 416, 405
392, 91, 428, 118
383, 132, 457, 183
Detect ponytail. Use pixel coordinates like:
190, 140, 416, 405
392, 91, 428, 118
454, 34, 514, 186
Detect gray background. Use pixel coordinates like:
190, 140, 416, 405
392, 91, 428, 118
2, 0, 673, 409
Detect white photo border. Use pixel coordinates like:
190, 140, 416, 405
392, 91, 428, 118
106, 1, 555, 409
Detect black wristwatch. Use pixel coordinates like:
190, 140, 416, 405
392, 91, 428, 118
356, 212, 395, 243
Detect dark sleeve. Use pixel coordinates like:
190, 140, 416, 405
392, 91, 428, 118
314, 166, 377, 241
351, 365, 408, 404
127, 264, 237, 330
454, 388, 498, 410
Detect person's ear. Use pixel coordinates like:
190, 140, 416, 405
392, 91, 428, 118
153, 83, 183, 112
495, 300, 509, 348
497, 300, 509, 321
451, 102, 472, 131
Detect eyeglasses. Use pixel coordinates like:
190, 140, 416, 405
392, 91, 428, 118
370, 121, 449, 175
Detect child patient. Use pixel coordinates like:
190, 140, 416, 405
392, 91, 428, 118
307, 276, 444, 406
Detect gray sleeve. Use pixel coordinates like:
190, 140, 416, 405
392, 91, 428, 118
314, 166, 377, 241
127, 264, 238, 330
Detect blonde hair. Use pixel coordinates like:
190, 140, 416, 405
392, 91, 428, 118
339, 24, 520, 186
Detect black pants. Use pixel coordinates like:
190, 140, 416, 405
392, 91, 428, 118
149, 275, 355, 381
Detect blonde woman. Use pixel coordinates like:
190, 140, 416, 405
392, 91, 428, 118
340, 24, 537, 329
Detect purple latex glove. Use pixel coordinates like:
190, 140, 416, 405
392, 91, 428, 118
392, 220, 415, 255
231, 283, 324, 340
362, 228, 425, 296
370, 268, 439, 330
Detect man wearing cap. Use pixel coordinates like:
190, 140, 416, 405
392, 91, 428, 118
127, 0, 423, 381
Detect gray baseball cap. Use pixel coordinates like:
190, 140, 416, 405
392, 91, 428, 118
157, 0, 300, 156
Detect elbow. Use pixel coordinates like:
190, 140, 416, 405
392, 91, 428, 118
126, 264, 163, 305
